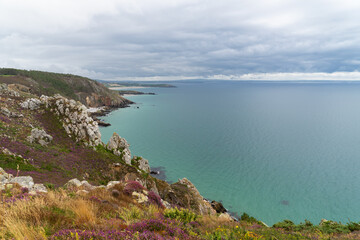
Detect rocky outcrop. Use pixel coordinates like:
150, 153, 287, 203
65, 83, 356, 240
106, 132, 131, 164
20, 98, 42, 110
0, 167, 47, 193
178, 178, 216, 215
211, 200, 227, 213
0, 83, 20, 97
131, 157, 150, 173
157, 177, 216, 215
27, 128, 53, 146
40, 94, 102, 147
0, 107, 23, 118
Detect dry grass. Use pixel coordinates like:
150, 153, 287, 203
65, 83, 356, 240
0, 185, 165, 239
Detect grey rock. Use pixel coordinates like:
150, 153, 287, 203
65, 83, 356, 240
27, 128, 53, 146
33, 183, 48, 193
0, 107, 10, 117
20, 98, 42, 110
106, 181, 121, 190
0, 107, 23, 118
107, 132, 132, 164
65, 178, 82, 188
80, 180, 96, 191
0, 167, 13, 185
76, 190, 89, 195
40, 94, 102, 147
137, 157, 150, 173
0, 83, 20, 97
10, 176, 34, 189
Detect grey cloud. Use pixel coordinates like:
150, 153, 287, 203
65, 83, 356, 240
1, 0, 360, 80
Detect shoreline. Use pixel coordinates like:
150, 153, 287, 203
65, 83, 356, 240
109, 86, 148, 90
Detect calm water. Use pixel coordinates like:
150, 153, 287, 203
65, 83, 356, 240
100, 81, 360, 225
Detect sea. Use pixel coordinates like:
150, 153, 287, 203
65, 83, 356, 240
99, 81, 360, 226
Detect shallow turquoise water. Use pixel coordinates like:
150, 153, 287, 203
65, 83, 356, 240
100, 81, 360, 225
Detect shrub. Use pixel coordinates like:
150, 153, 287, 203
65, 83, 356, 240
147, 191, 164, 208
273, 220, 295, 231
164, 207, 199, 224
123, 181, 144, 195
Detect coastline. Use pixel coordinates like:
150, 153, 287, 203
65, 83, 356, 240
109, 86, 148, 90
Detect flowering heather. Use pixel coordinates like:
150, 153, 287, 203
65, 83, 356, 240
129, 218, 195, 239
147, 191, 164, 208
2, 192, 32, 204
123, 181, 144, 195
50, 229, 179, 240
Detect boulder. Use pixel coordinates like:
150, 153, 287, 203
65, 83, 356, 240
136, 157, 150, 173
219, 213, 234, 222
80, 180, 96, 191
106, 181, 121, 190
33, 184, 48, 193
177, 178, 216, 215
20, 98, 42, 110
107, 132, 132, 164
27, 128, 53, 146
0, 107, 23, 118
10, 176, 34, 189
0, 83, 20, 97
0, 167, 13, 185
132, 191, 148, 204
211, 200, 227, 213
64, 178, 82, 189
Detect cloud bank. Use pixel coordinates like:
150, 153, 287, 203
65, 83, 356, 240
1, 0, 360, 80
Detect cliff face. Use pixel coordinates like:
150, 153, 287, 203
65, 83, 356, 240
0, 82, 223, 218
0, 68, 133, 108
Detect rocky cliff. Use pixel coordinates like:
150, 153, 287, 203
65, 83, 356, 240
0, 68, 133, 109
0, 82, 228, 219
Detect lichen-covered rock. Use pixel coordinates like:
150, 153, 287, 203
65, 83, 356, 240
0, 83, 20, 97
0, 107, 23, 118
33, 183, 48, 193
27, 128, 53, 146
20, 98, 42, 110
158, 178, 216, 215
80, 180, 96, 191
219, 213, 234, 222
40, 94, 102, 147
132, 191, 148, 204
10, 176, 34, 189
106, 181, 121, 190
64, 178, 82, 189
107, 132, 132, 164
133, 157, 150, 173
0, 167, 13, 186
0, 168, 47, 193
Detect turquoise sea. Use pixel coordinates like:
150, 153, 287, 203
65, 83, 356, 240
100, 81, 360, 225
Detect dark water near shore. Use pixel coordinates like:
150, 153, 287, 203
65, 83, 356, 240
100, 81, 360, 225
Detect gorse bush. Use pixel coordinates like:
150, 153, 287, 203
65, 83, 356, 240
164, 207, 199, 224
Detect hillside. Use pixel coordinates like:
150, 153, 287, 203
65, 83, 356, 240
0, 68, 132, 108
0, 78, 360, 239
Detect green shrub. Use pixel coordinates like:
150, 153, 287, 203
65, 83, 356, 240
347, 221, 360, 232
164, 207, 199, 224
273, 220, 296, 231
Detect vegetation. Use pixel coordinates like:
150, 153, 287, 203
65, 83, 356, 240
0, 68, 131, 108
2, 182, 360, 240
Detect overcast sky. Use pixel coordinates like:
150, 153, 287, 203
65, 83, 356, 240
1, 0, 360, 80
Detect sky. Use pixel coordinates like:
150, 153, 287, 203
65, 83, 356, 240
1, 0, 360, 81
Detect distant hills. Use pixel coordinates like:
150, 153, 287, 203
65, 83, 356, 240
0, 68, 132, 108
